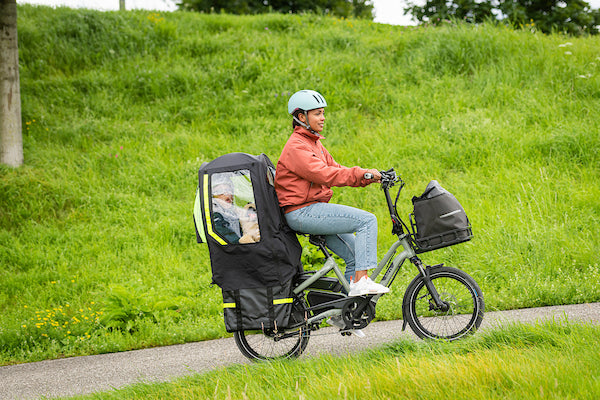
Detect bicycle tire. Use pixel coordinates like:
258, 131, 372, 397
233, 298, 311, 361
234, 326, 310, 361
402, 265, 484, 341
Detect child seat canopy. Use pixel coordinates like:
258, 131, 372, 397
194, 153, 302, 291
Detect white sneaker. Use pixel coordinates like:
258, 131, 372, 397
326, 316, 366, 338
349, 328, 366, 338
325, 317, 346, 329
326, 316, 346, 329
348, 277, 390, 297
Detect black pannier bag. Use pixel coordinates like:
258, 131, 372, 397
410, 180, 473, 253
193, 153, 303, 332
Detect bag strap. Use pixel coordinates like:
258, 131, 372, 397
267, 286, 275, 328
233, 290, 243, 330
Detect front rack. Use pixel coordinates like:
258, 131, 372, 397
409, 221, 473, 254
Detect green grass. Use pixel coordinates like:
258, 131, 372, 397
61, 321, 600, 399
1, 5, 599, 365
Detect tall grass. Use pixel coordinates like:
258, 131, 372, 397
1, 5, 599, 364
63, 321, 600, 399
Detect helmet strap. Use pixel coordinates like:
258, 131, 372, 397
293, 114, 310, 130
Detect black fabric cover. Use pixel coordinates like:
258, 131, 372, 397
222, 281, 293, 332
198, 153, 302, 290
196, 153, 303, 331
411, 180, 472, 252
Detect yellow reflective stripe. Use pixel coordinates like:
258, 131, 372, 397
203, 174, 227, 245
223, 299, 292, 308
273, 298, 293, 305
194, 187, 206, 243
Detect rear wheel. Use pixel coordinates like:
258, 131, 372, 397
402, 266, 484, 340
234, 326, 310, 361
234, 298, 310, 361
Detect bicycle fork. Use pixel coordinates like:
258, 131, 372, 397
410, 257, 449, 311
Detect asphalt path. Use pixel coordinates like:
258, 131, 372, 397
1, 302, 599, 400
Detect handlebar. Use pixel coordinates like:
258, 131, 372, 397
379, 168, 399, 188
377, 168, 407, 236
364, 169, 400, 186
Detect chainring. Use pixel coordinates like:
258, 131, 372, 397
341, 297, 376, 330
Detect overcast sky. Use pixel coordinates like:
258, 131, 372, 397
13, 0, 429, 26
16, 0, 600, 27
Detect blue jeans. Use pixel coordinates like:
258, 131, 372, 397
285, 203, 378, 283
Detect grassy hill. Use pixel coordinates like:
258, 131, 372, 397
1, 5, 599, 365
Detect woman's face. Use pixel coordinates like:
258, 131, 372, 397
304, 108, 325, 133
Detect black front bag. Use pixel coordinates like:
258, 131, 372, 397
410, 180, 473, 253
193, 153, 303, 332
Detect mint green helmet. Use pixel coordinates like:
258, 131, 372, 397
287, 90, 327, 115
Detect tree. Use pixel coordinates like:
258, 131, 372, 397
0, 0, 23, 168
177, 0, 374, 19
405, 0, 494, 24
500, 0, 600, 35
405, 0, 600, 35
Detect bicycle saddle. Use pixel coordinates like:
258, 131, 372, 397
308, 235, 327, 247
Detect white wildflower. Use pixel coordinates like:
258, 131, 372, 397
558, 42, 573, 47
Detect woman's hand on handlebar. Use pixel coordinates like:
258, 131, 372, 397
364, 169, 382, 182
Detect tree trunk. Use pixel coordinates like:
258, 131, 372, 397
120, 0, 126, 11
0, 0, 23, 168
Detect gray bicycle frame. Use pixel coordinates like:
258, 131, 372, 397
291, 233, 418, 327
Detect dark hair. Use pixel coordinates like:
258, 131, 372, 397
292, 109, 305, 128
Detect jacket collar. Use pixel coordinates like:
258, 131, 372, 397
293, 126, 324, 142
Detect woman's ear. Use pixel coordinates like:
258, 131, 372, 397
298, 113, 306, 123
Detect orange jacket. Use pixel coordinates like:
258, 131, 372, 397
275, 126, 371, 213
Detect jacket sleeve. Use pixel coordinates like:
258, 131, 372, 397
287, 141, 369, 188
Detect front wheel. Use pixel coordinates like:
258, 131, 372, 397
402, 265, 484, 341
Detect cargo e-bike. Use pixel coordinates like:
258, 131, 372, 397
234, 169, 485, 360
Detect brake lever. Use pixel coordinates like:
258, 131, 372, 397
378, 168, 396, 189
365, 169, 398, 187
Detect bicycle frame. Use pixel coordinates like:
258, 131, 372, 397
234, 171, 483, 360
290, 170, 449, 329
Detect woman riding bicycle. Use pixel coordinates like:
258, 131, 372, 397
275, 90, 390, 299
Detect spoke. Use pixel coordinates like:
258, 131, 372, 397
413, 275, 477, 338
